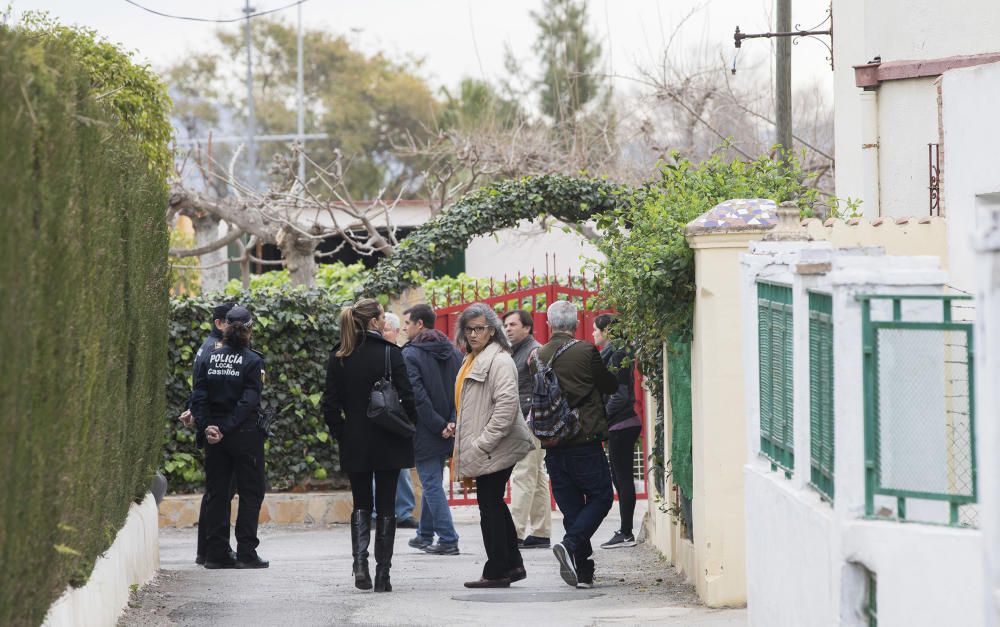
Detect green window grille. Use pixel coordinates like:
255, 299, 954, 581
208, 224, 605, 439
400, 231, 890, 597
861, 294, 977, 527
809, 292, 834, 501
758, 282, 794, 472
865, 570, 878, 627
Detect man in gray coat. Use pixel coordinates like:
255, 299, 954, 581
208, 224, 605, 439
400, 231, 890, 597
503, 310, 551, 549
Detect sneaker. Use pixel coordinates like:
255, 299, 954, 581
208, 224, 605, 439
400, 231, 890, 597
408, 536, 433, 550
397, 517, 420, 529
576, 576, 594, 589
424, 542, 460, 556
552, 542, 578, 587
522, 535, 551, 549
600, 531, 636, 549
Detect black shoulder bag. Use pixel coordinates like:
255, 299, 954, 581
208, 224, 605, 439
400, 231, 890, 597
366, 346, 416, 439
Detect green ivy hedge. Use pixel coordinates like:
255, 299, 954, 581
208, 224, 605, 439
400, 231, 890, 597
360, 174, 631, 296
0, 21, 170, 626
164, 289, 345, 493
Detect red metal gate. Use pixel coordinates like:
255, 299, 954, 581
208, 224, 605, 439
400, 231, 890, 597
429, 271, 649, 507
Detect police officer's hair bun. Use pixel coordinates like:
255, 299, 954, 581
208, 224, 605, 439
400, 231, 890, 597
224, 320, 251, 349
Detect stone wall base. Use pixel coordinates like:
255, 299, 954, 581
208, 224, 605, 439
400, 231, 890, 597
158, 491, 354, 528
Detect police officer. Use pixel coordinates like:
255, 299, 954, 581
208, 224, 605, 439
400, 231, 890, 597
191, 305, 269, 569
178, 302, 236, 565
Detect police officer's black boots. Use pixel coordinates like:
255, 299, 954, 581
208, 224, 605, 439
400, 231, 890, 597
351, 509, 373, 590
373, 514, 396, 592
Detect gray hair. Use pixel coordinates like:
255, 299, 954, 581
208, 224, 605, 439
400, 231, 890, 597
454, 302, 511, 353
546, 300, 579, 332
383, 312, 401, 331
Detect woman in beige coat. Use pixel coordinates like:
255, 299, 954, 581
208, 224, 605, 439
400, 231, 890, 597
451, 303, 535, 588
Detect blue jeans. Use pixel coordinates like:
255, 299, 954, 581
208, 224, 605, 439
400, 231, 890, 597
545, 442, 614, 567
372, 468, 415, 518
415, 456, 459, 544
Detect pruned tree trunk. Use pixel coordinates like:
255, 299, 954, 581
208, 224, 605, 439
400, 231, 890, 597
192, 213, 228, 293
277, 227, 319, 287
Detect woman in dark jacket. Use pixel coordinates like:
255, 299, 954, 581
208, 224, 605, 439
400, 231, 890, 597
593, 314, 641, 550
323, 298, 418, 593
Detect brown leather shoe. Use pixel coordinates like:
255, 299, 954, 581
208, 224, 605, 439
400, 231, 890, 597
507, 566, 527, 583
463, 576, 511, 588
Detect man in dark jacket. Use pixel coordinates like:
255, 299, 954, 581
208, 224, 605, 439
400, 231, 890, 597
177, 301, 236, 566
504, 310, 551, 549
401, 304, 463, 555
534, 300, 617, 590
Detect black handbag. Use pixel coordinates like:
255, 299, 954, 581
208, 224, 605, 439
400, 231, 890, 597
366, 347, 415, 439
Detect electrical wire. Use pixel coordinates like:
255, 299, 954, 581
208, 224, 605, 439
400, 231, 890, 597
123, 0, 307, 24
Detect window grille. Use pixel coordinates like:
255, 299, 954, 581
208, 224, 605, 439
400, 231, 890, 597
860, 294, 977, 527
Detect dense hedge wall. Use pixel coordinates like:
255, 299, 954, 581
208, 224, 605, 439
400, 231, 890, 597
0, 22, 170, 627
164, 290, 345, 493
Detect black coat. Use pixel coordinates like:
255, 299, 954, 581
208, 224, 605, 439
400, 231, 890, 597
401, 330, 463, 462
600, 343, 638, 426
323, 331, 418, 472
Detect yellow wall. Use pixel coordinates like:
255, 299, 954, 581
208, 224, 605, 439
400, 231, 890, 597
686, 231, 761, 607
805, 216, 948, 268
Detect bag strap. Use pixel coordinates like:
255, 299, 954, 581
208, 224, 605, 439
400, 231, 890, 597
384, 346, 392, 381
548, 339, 581, 366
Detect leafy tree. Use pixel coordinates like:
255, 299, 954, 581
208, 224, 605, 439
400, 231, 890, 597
531, 0, 604, 122
168, 17, 440, 199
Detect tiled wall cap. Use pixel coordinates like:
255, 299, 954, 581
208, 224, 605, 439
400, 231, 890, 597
823, 218, 837, 227
847, 218, 862, 226
918, 216, 933, 224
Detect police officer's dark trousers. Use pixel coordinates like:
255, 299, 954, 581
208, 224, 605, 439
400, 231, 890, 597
204, 422, 265, 561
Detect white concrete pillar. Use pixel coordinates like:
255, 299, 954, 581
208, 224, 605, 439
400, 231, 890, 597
975, 196, 1000, 627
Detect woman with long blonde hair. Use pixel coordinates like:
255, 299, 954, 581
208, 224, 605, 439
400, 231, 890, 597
323, 298, 418, 592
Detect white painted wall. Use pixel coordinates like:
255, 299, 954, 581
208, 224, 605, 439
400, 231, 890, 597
43, 495, 160, 627
975, 199, 1000, 627
862, 0, 1000, 62
741, 245, 984, 627
875, 78, 940, 219
832, 0, 1000, 219
941, 61, 1000, 294
464, 219, 602, 278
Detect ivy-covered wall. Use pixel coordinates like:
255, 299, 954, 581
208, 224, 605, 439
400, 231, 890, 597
164, 290, 344, 493
0, 21, 171, 626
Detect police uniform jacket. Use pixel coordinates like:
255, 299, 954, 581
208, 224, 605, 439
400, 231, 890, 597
190, 344, 265, 435
186, 332, 224, 410
323, 331, 418, 472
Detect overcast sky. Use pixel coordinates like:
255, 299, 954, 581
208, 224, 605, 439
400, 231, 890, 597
16, 0, 834, 97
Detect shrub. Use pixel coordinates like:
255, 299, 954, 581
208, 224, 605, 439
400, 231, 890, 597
593, 152, 818, 500
0, 20, 170, 625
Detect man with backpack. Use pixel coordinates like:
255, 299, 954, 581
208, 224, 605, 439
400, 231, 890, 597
530, 300, 618, 589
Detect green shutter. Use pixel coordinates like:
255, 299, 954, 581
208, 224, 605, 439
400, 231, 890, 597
758, 282, 794, 472
809, 292, 834, 501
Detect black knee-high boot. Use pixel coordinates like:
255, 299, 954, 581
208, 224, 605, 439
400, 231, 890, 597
373, 514, 396, 592
351, 510, 372, 590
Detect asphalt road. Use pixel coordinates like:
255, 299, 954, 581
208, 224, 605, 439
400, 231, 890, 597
120, 503, 746, 626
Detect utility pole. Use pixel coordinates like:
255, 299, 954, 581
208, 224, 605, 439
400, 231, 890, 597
296, 1, 305, 183
775, 0, 793, 164
244, 0, 257, 190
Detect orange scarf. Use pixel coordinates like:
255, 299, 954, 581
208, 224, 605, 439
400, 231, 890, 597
451, 353, 478, 488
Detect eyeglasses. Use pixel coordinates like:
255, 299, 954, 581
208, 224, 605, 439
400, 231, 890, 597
463, 325, 491, 336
